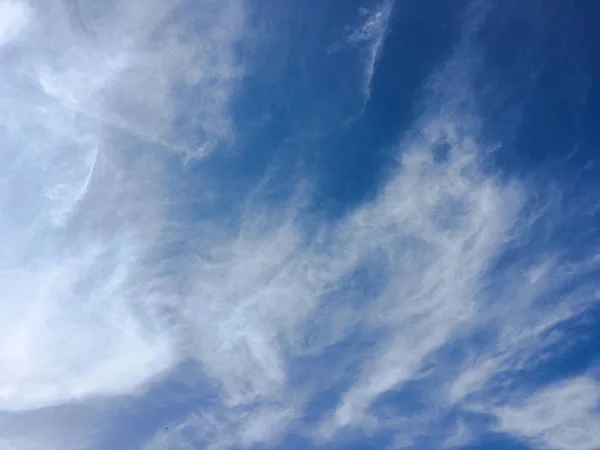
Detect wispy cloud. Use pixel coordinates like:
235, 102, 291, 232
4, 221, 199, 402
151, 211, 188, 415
330, 0, 394, 107
1, 0, 599, 449
348, 0, 394, 103
0, 0, 245, 447
147, 8, 598, 449
0, 0, 30, 47
494, 376, 600, 450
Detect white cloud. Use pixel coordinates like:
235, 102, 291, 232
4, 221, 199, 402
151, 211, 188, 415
444, 242, 600, 411
2, 0, 599, 449
0, 0, 246, 447
142, 3, 600, 449
152, 35, 528, 450
145, 405, 298, 450
494, 376, 600, 450
0, 404, 107, 450
318, 82, 524, 438
346, 0, 394, 104
0, 0, 30, 48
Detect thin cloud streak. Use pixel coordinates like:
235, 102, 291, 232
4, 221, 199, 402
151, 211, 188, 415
348, 0, 394, 105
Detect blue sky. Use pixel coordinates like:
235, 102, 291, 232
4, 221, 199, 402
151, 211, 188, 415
1, 0, 600, 449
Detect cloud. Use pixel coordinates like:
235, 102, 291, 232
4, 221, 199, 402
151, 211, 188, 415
0, 0, 30, 48
0, 0, 246, 446
2, 0, 599, 449
339, 0, 394, 105
144, 405, 298, 450
494, 376, 600, 450
148, 17, 528, 450
317, 53, 525, 439
144, 3, 598, 449
0, 404, 107, 450
358, 1, 393, 102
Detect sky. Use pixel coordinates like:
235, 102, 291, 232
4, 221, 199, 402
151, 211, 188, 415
1, 0, 600, 449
